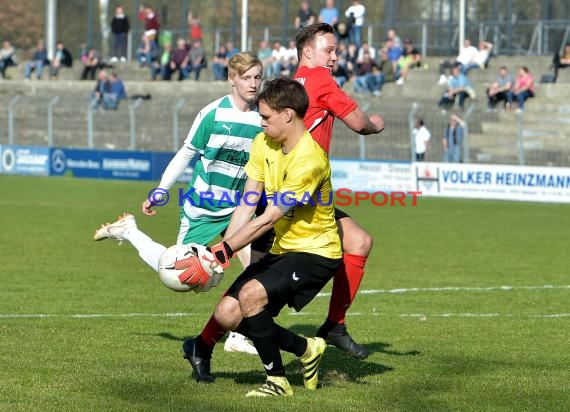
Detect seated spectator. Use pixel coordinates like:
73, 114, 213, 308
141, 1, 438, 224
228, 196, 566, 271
0, 40, 16, 79
464, 41, 493, 74
487, 66, 513, 110
49, 41, 73, 80
270, 41, 288, 77
135, 30, 159, 68
211, 44, 229, 81
155, 42, 172, 81
507, 66, 535, 111
353, 51, 378, 95
295, 0, 316, 29
343, 42, 358, 76
396, 38, 422, 85
283, 40, 298, 76
257, 40, 274, 78
387, 29, 403, 49
443, 114, 465, 163
81, 48, 103, 80
91, 70, 110, 110
356, 41, 376, 62
188, 40, 207, 80
438, 39, 478, 84
103, 72, 127, 110
553, 43, 570, 82
385, 38, 403, 73
165, 38, 190, 81
332, 60, 349, 88
438, 65, 474, 111
78, 42, 89, 64
226, 42, 240, 58
376, 48, 398, 91
24, 40, 48, 80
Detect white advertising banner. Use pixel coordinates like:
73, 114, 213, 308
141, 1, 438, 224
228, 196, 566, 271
330, 159, 415, 192
415, 162, 570, 203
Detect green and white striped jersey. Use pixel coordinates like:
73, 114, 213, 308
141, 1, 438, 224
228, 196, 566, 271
182, 94, 262, 220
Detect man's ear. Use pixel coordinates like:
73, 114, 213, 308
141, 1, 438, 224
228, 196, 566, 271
284, 108, 293, 123
303, 45, 312, 60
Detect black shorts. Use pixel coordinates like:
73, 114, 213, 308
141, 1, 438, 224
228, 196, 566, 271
251, 204, 351, 253
226, 252, 341, 316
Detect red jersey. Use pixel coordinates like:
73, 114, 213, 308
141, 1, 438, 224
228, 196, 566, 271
294, 65, 358, 153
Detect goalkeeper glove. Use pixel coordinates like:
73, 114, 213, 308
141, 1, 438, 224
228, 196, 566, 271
207, 241, 233, 269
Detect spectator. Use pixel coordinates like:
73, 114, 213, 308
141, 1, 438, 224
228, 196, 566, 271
376, 48, 398, 90
464, 41, 493, 74
103, 72, 127, 110
81, 47, 102, 80
24, 40, 48, 80
226, 42, 240, 58
256, 40, 274, 78
385, 38, 403, 73
343, 42, 359, 76
49, 41, 73, 80
438, 65, 474, 111
344, 0, 365, 48
356, 41, 376, 62
270, 41, 288, 78
443, 114, 465, 163
110, 5, 130, 63
507, 66, 535, 112
283, 40, 298, 76
138, 5, 160, 41
387, 29, 403, 49
188, 40, 207, 81
135, 30, 159, 68
78, 42, 89, 64
396, 38, 422, 85
353, 51, 377, 95
188, 12, 203, 42
413, 118, 431, 161
0, 40, 16, 79
487, 66, 513, 110
438, 39, 478, 84
553, 43, 570, 82
295, 1, 316, 29
156, 42, 172, 81
90, 70, 110, 110
211, 44, 229, 81
166, 38, 191, 81
319, 0, 339, 26
332, 60, 349, 88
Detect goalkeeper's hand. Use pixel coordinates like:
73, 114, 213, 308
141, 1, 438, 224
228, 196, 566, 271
206, 241, 233, 270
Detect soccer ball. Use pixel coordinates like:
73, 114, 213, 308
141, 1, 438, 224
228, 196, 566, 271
158, 244, 199, 292
157, 244, 224, 293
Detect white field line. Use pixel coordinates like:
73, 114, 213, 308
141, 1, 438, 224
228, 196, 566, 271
0, 284, 568, 320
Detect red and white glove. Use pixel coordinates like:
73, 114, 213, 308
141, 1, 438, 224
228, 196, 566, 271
174, 243, 227, 292
207, 241, 233, 270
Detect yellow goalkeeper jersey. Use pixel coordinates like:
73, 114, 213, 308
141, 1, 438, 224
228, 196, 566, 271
244, 130, 342, 259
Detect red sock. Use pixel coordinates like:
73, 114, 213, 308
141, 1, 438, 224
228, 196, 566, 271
199, 315, 227, 348
327, 253, 367, 324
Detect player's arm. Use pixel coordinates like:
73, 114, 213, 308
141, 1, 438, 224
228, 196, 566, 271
142, 144, 198, 215
341, 108, 385, 135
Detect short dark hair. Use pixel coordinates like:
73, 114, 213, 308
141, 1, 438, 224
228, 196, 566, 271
256, 77, 309, 119
295, 23, 334, 60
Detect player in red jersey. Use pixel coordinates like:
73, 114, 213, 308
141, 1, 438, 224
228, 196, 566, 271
291, 22, 384, 358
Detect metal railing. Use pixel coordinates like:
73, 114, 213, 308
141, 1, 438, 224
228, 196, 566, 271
1, 94, 569, 167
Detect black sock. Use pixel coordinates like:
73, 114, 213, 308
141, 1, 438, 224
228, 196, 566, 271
245, 310, 284, 377
275, 324, 307, 357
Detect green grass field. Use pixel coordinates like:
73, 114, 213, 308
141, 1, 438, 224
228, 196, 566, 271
1, 175, 568, 411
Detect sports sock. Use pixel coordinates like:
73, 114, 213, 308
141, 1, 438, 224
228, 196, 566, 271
199, 315, 227, 348
275, 324, 307, 357
245, 310, 284, 377
123, 228, 166, 271
327, 253, 367, 324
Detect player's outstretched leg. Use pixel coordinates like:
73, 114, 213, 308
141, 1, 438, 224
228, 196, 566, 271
93, 213, 136, 241
317, 215, 371, 359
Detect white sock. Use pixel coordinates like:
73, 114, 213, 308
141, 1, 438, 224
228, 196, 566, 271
123, 228, 166, 272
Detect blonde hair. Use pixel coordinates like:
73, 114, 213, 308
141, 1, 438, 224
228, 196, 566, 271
228, 51, 262, 79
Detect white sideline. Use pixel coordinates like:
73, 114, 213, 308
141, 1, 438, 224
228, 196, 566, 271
0, 284, 568, 320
